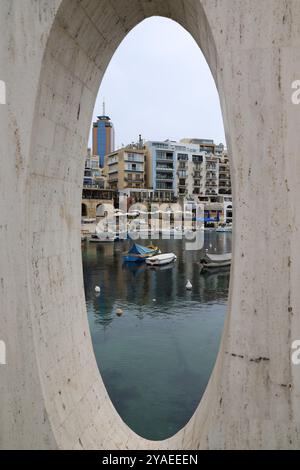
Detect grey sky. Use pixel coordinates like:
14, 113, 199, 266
89, 17, 226, 149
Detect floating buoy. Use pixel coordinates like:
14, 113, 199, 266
95, 286, 101, 293
186, 280, 192, 290
116, 308, 123, 317
153, 298, 156, 302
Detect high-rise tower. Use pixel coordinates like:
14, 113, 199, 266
92, 103, 115, 168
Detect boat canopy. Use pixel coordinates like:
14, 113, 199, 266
127, 243, 155, 255
204, 252, 232, 262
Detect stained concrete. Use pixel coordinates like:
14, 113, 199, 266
1, 0, 300, 449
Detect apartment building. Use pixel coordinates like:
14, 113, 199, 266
218, 154, 231, 195
84, 148, 106, 188
105, 145, 146, 190
146, 140, 208, 199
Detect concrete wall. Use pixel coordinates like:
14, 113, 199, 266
1, 0, 300, 449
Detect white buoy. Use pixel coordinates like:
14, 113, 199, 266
186, 280, 192, 290
153, 298, 156, 302
116, 308, 123, 317
95, 286, 101, 293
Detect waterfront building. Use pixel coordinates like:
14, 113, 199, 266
180, 138, 231, 198
92, 107, 115, 168
180, 138, 216, 154
205, 153, 219, 197
145, 140, 207, 200
218, 153, 231, 195
180, 138, 224, 155
146, 139, 228, 200
145, 138, 232, 225
82, 149, 114, 219
105, 144, 147, 191
84, 148, 107, 188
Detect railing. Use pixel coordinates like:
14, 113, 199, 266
83, 184, 105, 190
206, 175, 217, 180
156, 156, 174, 161
82, 188, 116, 200
156, 165, 173, 170
206, 165, 217, 170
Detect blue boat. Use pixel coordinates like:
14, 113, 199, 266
123, 243, 160, 263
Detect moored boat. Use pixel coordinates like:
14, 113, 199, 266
216, 223, 232, 233
200, 252, 231, 269
123, 243, 160, 263
146, 253, 177, 266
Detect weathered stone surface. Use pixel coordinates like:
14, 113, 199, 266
1, 0, 300, 449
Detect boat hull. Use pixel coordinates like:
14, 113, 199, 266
123, 245, 160, 263
200, 252, 232, 270
146, 253, 177, 266
123, 256, 149, 264
201, 261, 231, 269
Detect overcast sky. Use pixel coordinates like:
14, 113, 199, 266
89, 17, 226, 149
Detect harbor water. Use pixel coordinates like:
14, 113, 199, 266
82, 231, 231, 441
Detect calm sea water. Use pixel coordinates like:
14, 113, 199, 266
82, 232, 231, 441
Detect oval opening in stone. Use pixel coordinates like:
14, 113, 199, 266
81, 17, 231, 441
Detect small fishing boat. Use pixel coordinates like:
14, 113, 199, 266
123, 243, 160, 263
200, 252, 231, 269
216, 223, 232, 233
146, 253, 177, 267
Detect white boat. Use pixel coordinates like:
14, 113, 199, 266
201, 252, 231, 269
216, 223, 232, 233
145, 253, 177, 266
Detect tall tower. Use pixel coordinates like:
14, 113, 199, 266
92, 103, 115, 168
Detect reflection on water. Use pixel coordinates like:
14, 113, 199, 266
82, 232, 231, 440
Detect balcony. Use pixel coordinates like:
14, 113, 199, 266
206, 165, 217, 171
206, 175, 217, 181
219, 166, 230, 171
156, 165, 173, 170
125, 168, 144, 173
156, 156, 174, 162
156, 184, 174, 190
205, 190, 217, 196
156, 178, 174, 183
124, 155, 144, 163
156, 173, 173, 181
